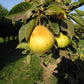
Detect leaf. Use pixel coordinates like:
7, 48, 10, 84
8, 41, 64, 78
18, 18, 36, 42
50, 22, 60, 35
60, 19, 74, 39
49, 75, 58, 84
69, 1, 81, 9
69, 13, 84, 26
26, 55, 31, 66
49, 2, 68, 9
71, 39, 78, 49
25, 18, 36, 41
16, 42, 29, 50
41, 14, 60, 35
6, 2, 33, 21
18, 24, 26, 42
79, 0, 84, 3
45, 6, 67, 19
75, 9, 84, 16
38, 81, 45, 84
21, 49, 28, 54
63, 0, 71, 4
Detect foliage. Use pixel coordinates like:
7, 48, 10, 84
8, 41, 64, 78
0, 4, 8, 17
4, 0, 84, 84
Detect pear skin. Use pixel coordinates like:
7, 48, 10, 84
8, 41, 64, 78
28, 25, 55, 54
55, 32, 70, 48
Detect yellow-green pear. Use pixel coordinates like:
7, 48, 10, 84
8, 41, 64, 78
28, 25, 55, 54
55, 32, 70, 48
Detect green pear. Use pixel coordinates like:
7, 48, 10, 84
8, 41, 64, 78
55, 32, 70, 48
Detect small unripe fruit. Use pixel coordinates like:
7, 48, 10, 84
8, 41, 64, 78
28, 25, 55, 54
55, 32, 70, 48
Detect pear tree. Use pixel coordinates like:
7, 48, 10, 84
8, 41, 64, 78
6, 0, 84, 84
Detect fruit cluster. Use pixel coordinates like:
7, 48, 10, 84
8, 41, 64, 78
28, 25, 70, 54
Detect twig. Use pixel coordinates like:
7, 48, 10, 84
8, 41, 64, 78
38, 9, 41, 25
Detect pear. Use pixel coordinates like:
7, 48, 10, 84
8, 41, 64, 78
55, 32, 70, 48
28, 25, 55, 54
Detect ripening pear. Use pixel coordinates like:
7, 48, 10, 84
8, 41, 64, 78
55, 32, 70, 48
28, 25, 55, 54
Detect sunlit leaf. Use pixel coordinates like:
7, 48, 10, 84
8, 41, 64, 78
49, 75, 58, 84
6, 2, 33, 21
63, 0, 71, 4
49, 2, 68, 9
76, 9, 84, 16
60, 19, 74, 39
69, 13, 84, 26
69, 1, 81, 9
26, 55, 31, 66
16, 42, 29, 50
45, 6, 67, 19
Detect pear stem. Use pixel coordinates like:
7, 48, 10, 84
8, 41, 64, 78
38, 9, 41, 25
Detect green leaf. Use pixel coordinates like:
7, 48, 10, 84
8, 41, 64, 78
79, 0, 84, 3
26, 55, 31, 66
45, 6, 67, 19
16, 42, 29, 50
18, 24, 26, 42
69, 1, 81, 9
75, 9, 84, 16
25, 18, 36, 41
60, 19, 74, 39
49, 75, 58, 84
69, 13, 84, 26
38, 81, 45, 84
49, 2, 68, 9
22, 49, 28, 54
6, 2, 33, 21
18, 18, 36, 42
50, 22, 60, 35
40, 14, 60, 35
71, 39, 78, 49
63, 0, 71, 4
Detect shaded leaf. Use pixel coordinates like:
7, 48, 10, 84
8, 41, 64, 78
60, 19, 74, 39
18, 24, 26, 42
22, 49, 28, 54
79, 0, 84, 3
25, 18, 36, 41
16, 42, 29, 50
45, 6, 67, 19
50, 22, 60, 35
69, 13, 84, 26
49, 2, 68, 9
6, 2, 33, 21
71, 39, 78, 49
41, 14, 60, 35
63, 0, 71, 4
75, 9, 84, 16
